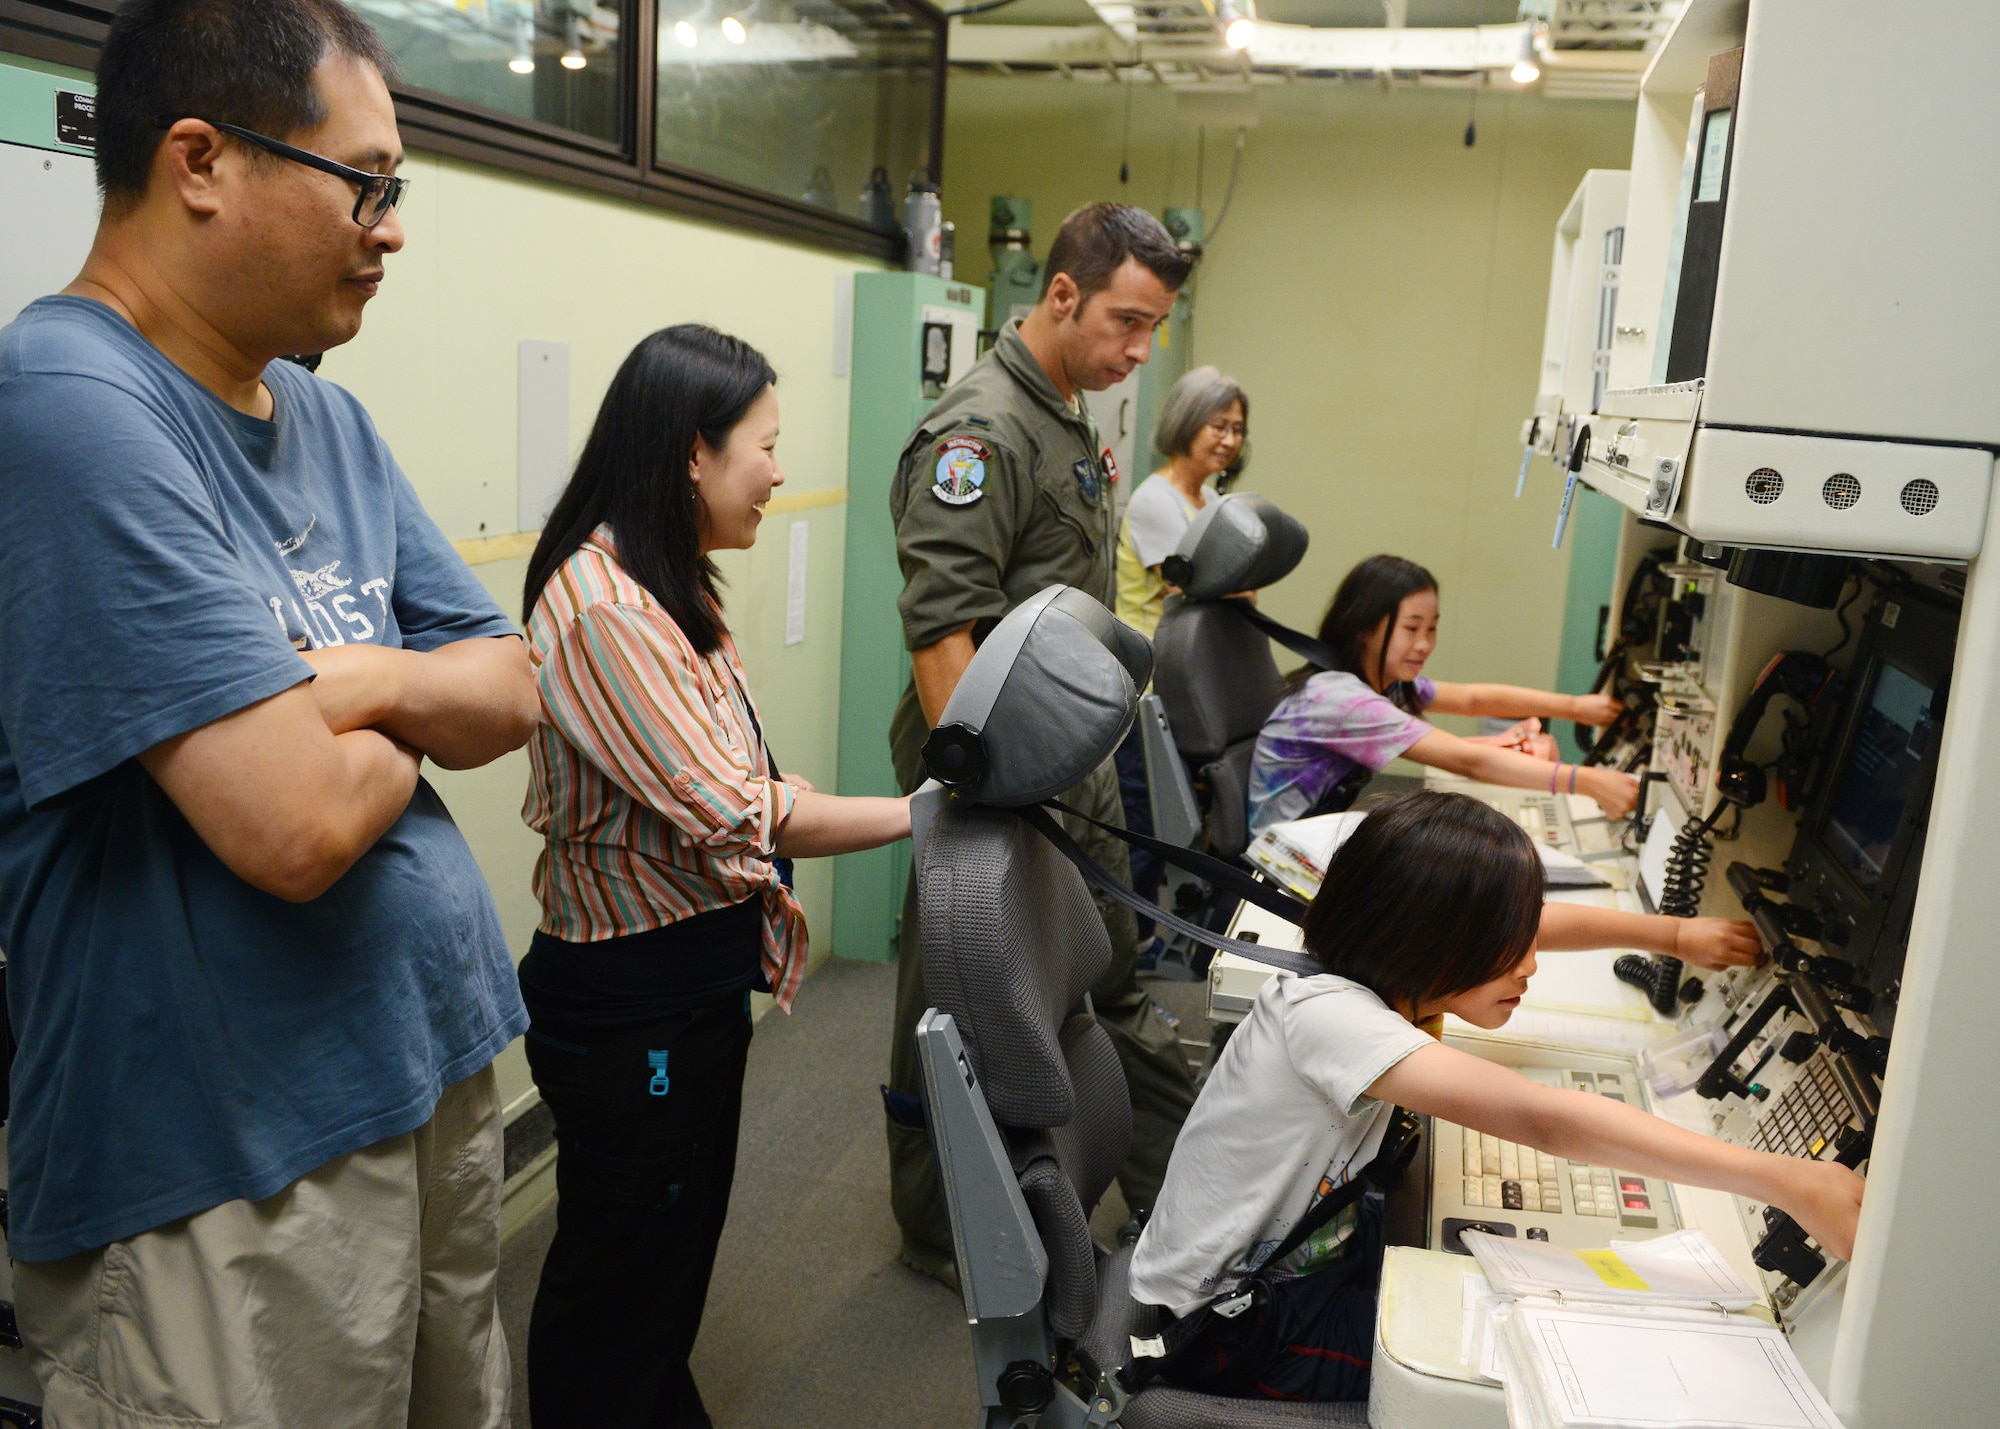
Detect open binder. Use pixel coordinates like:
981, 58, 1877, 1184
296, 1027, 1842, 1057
1461, 1230, 1846, 1429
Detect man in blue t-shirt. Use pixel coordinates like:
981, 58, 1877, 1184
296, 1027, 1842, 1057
0, 3, 538, 1424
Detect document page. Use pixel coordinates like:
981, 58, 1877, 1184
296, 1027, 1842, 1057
1466, 1229, 1759, 1308
1508, 1302, 1845, 1428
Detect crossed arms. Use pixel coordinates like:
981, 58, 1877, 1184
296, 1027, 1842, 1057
139, 637, 539, 902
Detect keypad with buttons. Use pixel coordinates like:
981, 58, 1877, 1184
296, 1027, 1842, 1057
1746, 1050, 1854, 1161
1434, 1066, 1678, 1251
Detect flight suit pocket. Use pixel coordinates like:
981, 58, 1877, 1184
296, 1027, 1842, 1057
1033, 450, 1107, 555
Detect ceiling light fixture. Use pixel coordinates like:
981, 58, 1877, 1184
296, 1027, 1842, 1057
675, 17, 699, 46
1217, 0, 1255, 51
561, 12, 588, 67
509, 14, 536, 73
721, 14, 747, 42
1511, 25, 1542, 84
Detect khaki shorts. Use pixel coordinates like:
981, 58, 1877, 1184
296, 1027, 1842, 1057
14, 1066, 510, 1429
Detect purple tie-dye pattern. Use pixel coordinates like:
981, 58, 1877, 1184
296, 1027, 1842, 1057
1247, 671, 1437, 832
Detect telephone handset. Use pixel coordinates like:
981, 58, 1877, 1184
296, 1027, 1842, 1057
1712, 651, 1838, 811
1575, 546, 1675, 769
1619, 651, 1843, 1013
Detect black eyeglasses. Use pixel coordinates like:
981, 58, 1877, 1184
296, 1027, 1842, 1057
159, 117, 408, 228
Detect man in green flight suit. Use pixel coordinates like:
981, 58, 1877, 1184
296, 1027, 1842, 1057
884, 202, 1199, 1285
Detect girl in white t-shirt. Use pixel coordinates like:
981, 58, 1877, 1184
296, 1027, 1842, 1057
1129, 791, 1865, 1404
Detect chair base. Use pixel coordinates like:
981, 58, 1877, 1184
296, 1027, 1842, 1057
1124, 1386, 1372, 1427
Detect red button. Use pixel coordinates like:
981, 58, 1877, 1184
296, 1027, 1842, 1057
1618, 1177, 1646, 1193
1623, 1195, 1652, 1210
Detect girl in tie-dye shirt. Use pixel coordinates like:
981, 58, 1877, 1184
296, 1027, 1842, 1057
1247, 555, 1642, 832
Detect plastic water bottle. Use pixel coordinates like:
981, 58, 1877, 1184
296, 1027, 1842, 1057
904, 173, 942, 275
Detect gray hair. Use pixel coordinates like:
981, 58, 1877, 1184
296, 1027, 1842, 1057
1153, 365, 1250, 469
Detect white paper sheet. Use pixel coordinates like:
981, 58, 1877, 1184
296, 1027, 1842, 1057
1509, 1301, 1845, 1428
784, 520, 809, 646
1465, 1229, 1758, 1309
1461, 1272, 1505, 1380
1461, 1007, 1677, 1054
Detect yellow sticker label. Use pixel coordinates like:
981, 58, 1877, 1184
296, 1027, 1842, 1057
1577, 1250, 1651, 1292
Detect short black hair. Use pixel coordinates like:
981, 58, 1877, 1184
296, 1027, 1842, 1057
1302, 791, 1543, 1014
1041, 203, 1193, 306
95, 0, 395, 204
524, 325, 778, 657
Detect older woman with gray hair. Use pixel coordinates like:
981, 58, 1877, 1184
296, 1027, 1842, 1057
1113, 366, 1247, 967
1115, 365, 1248, 640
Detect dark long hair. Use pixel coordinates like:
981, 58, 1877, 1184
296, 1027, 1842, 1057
1302, 791, 1543, 1014
524, 325, 777, 656
1283, 554, 1439, 713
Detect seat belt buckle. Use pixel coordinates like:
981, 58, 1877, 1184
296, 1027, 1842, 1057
1212, 1290, 1256, 1319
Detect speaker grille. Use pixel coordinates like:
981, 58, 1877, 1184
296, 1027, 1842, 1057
1821, 473, 1861, 509
1900, 479, 1940, 517
1745, 468, 1784, 505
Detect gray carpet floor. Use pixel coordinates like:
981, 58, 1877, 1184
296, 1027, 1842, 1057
497, 954, 1213, 1428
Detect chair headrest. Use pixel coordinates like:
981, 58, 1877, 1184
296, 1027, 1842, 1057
922, 586, 1151, 806
1159, 492, 1309, 600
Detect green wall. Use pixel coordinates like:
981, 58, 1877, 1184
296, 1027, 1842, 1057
1555, 484, 1626, 759
943, 78, 1635, 720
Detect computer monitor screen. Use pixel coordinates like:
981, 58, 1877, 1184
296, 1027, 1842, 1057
1820, 662, 1937, 895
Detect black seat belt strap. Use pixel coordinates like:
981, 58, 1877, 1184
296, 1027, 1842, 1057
1012, 804, 1321, 978
1222, 598, 1343, 670
1120, 1108, 1421, 1390
1044, 799, 1308, 925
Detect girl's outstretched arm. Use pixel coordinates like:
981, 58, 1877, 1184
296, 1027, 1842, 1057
1539, 903, 1764, 970
1369, 1041, 1864, 1259
1404, 729, 1640, 820
1429, 681, 1623, 727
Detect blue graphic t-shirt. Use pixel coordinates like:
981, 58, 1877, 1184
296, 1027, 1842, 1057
0, 297, 528, 1261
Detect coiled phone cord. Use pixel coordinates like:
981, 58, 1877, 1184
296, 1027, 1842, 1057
1658, 801, 1728, 918
1617, 801, 1733, 1015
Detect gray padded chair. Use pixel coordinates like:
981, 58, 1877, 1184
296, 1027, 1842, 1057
913, 585, 1367, 1428
1146, 493, 1312, 864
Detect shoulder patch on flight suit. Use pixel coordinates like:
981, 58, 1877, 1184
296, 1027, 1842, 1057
933, 436, 991, 507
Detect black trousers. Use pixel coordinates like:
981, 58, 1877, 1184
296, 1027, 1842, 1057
522, 993, 752, 1429
1165, 1197, 1385, 1404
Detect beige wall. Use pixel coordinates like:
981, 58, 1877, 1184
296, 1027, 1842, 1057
319, 154, 878, 1115
944, 78, 1634, 712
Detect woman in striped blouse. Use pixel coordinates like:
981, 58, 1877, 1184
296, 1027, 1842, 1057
517, 325, 910, 1429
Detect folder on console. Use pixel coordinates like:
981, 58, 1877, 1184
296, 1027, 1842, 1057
1461, 1230, 1845, 1429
